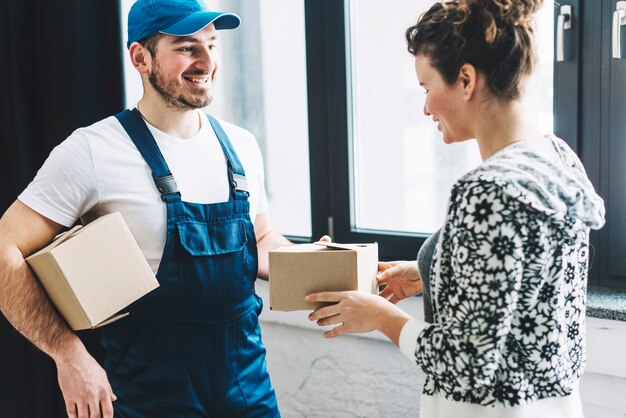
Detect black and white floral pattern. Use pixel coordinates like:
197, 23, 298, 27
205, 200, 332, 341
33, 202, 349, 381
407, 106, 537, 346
414, 136, 605, 407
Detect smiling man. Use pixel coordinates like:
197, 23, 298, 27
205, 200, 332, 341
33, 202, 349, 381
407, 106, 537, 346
0, 0, 288, 417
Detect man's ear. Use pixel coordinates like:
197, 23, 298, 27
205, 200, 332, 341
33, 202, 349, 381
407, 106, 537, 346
129, 42, 151, 75
458, 63, 477, 101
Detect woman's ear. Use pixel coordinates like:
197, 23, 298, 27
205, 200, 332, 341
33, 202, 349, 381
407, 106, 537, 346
129, 42, 151, 75
458, 63, 477, 101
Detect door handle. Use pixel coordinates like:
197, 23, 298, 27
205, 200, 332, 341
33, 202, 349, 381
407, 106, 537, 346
556, 5, 572, 62
613, 1, 626, 59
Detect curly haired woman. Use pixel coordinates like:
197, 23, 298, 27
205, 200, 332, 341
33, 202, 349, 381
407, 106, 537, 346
307, 1, 605, 416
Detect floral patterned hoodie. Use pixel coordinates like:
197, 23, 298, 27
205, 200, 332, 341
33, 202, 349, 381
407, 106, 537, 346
415, 135, 606, 407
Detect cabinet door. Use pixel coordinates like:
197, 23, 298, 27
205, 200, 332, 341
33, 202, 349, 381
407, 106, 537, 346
606, 0, 626, 285
554, 0, 581, 153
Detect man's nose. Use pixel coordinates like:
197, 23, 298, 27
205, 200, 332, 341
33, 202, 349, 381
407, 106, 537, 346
423, 103, 430, 116
195, 47, 216, 71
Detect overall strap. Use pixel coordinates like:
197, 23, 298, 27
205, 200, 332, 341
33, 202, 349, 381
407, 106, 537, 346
115, 109, 181, 203
205, 114, 249, 195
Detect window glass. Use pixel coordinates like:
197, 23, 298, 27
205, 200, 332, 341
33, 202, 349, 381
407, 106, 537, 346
346, 0, 554, 234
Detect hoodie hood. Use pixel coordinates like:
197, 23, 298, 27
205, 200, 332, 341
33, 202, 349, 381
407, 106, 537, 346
464, 135, 605, 230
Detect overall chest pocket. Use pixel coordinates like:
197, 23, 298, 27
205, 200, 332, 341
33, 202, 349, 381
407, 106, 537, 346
177, 219, 252, 317
177, 219, 248, 256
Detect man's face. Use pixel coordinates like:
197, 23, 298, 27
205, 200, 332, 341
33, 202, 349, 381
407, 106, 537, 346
148, 24, 219, 110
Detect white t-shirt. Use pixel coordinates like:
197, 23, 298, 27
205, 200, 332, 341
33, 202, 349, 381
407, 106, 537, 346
19, 111, 269, 274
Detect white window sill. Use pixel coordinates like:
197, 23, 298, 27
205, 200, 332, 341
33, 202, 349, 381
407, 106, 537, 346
255, 280, 626, 378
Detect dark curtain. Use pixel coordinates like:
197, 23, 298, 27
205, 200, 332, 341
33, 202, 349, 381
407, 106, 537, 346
0, 1, 124, 417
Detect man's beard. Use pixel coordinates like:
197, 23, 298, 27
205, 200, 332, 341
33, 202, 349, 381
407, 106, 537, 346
148, 62, 213, 111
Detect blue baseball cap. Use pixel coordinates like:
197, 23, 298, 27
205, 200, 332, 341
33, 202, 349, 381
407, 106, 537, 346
127, 0, 241, 48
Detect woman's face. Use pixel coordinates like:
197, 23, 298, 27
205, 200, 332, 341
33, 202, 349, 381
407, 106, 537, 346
414, 54, 473, 144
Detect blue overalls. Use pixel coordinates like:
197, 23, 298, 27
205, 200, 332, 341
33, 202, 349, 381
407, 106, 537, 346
101, 109, 279, 418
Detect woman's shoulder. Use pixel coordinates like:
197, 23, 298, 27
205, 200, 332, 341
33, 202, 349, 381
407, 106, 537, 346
448, 135, 604, 228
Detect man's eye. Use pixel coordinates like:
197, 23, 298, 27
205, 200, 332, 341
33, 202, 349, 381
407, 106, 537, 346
180, 46, 193, 52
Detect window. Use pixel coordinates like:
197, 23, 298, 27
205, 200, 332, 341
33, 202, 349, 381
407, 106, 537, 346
346, 0, 554, 235
119, 0, 626, 289
305, 0, 624, 290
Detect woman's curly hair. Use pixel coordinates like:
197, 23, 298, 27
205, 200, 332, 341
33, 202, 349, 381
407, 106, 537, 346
406, 0, 543, 100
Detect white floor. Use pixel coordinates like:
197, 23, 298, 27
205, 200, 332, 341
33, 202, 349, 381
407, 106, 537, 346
580, 373, 626, 418
256, 281, 626, 418
261, 321, 626, 418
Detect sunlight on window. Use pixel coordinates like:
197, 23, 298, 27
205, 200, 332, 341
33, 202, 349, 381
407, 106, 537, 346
347, 0, 554, 234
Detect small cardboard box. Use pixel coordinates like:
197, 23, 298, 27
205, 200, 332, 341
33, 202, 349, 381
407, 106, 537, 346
26, 212, 159, 330
269, 242, 378, 311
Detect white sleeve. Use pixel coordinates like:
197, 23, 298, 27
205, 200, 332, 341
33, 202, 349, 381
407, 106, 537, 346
18, 130, 99, 227
246, 132, 268, 215
256, 153, 269, 215
399, 318, 428, 361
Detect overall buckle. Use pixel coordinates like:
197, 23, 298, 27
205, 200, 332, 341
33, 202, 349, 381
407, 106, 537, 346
154, 174, 181, 201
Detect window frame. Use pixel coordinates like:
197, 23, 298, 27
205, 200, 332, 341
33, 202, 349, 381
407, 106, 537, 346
304, 0, 426, 260
304, 0, 623, 290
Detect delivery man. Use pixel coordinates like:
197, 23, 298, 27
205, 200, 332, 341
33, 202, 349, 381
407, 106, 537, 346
0, 0, 290, 416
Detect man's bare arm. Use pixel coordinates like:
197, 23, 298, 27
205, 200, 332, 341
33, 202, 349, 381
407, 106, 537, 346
0, 200, 116, 418
254, 212, 291, 280
0, 200, 79, 357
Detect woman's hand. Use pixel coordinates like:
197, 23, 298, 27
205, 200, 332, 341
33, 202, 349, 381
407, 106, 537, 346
377, 261, 422, 304
306, 291, 411, 344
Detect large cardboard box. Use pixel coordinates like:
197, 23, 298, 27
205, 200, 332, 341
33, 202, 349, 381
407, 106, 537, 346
26, 212, 159, 330
269, 242, 378, 311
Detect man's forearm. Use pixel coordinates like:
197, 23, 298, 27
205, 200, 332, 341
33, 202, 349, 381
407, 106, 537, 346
0, 244, 83, 362
256, 231, 292, 280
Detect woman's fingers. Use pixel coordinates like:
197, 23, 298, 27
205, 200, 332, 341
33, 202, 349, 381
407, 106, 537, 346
394, 285, 408, 299
324, 324, 348, 338
308, 304, 340, 321
378, 285, 394, 300
377, 260, 405, 273
306, 291, 349, 303
316, 313, 342, 327
377, 261, 395, 272
377, 264, 405, 283
389, 295, 402, 304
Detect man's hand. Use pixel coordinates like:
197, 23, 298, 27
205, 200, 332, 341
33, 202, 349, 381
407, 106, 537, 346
55, 346, 116, 418
317, 235, 332, 243
0, 200, 117, 417
377, 260, 422, 304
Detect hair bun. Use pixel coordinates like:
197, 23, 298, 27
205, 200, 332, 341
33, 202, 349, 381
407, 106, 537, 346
477, 0, 543, 27
406, 0, 541, 100
453, 0, 543, 45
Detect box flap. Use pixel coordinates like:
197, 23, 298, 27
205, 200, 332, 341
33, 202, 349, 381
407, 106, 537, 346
313, 241, 376, 251
27, 225, 83, 260
93, 312, 129, 329
270, 243, 328, 253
